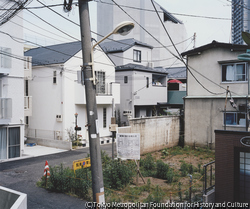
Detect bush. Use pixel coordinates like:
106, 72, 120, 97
143, 185, 164, 203
156, 160, 169, 179
166, 169, 174, 183
103, 159, 135, 190
180, 162, 189, 177
140, 154, 156, 177
48, 164, 73, 193
42, 164, 91, 200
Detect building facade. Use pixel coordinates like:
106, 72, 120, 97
182, 41, 249, 149
97, 0, 187, 67
232, 0, 250, 44
0, 14, 25, 160
24, 41, 119, 143
116, 64, 168, 125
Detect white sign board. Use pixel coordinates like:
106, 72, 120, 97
116, 133, 140, 160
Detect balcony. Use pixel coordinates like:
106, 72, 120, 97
0, 98, 12, 119
24, 96, 32, 116
75, 82, 120, 105
24, 56, 32, 79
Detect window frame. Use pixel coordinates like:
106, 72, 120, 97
0, 47, 12, 69
224, 112, 246, 127
222, 62, 248, 83
133, 49, 141, 63
53, 71, 57, 84
124, 76, 128, 84
96, 71, 106, 94
103, 107, 107, 128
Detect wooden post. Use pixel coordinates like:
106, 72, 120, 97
136, 160, 139, 186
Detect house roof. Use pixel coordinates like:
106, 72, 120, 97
115, 63, 168, 74
24, 41, 82, 66
100, 38, 153, 53
166, 67, 186, 79
181, 40, 249, 57
158, 5, 182, 24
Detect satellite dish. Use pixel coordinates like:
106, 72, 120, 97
242, 31, 250, 45
0, 0, 32, 26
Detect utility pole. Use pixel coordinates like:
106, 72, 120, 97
78, 0, 105, 203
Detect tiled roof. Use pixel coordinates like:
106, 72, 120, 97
166, 67, 186, 79
100, 38, 153, 53
24, 41, 82, 66
115, 63, 168, 74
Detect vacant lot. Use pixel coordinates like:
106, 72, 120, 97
105, 146, 215, 203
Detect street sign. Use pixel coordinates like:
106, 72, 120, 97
116, 133, 140, 160
72, 158, 91, 172
240, 136, 250, 147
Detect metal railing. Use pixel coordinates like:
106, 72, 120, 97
0, 98, 12, 119
203, 160, 215, 195
24, 96, 32, 110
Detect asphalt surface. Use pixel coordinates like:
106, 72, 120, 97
0, 144, 114, 209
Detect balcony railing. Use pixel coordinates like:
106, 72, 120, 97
24, 96, 32, 116
0, 98, 12, 119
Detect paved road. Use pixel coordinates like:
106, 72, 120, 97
0, 144, 113, 209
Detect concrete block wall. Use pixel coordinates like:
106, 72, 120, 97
129, 116, 179, 154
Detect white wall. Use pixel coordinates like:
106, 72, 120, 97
28, 45, 119, 141
187, 47, 249, 97
0, 13, 25, 157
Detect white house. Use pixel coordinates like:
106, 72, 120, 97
24, 41, 119, 144
97, 0, 187, 67
115, 64, 168, 125
0, 15, 25, 160
181, 41, 249, 148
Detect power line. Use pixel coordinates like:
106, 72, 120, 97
97, 0, 231, 21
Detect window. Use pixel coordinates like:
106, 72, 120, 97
0, 47, 11, 68
133, 50, 141, 62
222, 63, 247, 82
152, 74, 166, 87
8, 127, 20, 158
146, 77, 149, 88
239, 152, 250, 202
0, 127, 20, 160
124, 76, 128, 83
96, 71, 105, 94
103, 108, 107, 128
224, 112, 246, 126
53, 71, 57, 84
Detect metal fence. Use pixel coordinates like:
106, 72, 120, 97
26, 128, 63, 140
203, 160, 215, 195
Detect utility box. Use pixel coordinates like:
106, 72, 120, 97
109, 124, 118, 132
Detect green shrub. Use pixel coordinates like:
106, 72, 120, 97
180, 162, 189, 177
156, 160, 169, 179
101, 150, 111, 164
42, 164, 91, 199
48, 164, 73, 193
143, 185, 164, 203
166, 169, 174, 183
103, 160, 135, 190
140, 154, 156, 177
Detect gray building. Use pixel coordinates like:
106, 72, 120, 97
97, 0, 187, 67
115, 63, 168, 125
232, 0, 250, 44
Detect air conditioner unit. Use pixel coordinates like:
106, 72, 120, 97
56, 114, 63, 122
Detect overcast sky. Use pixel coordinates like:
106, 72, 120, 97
21, 0, 232, 48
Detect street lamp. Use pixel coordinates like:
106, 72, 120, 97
91, 21, 135, 84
